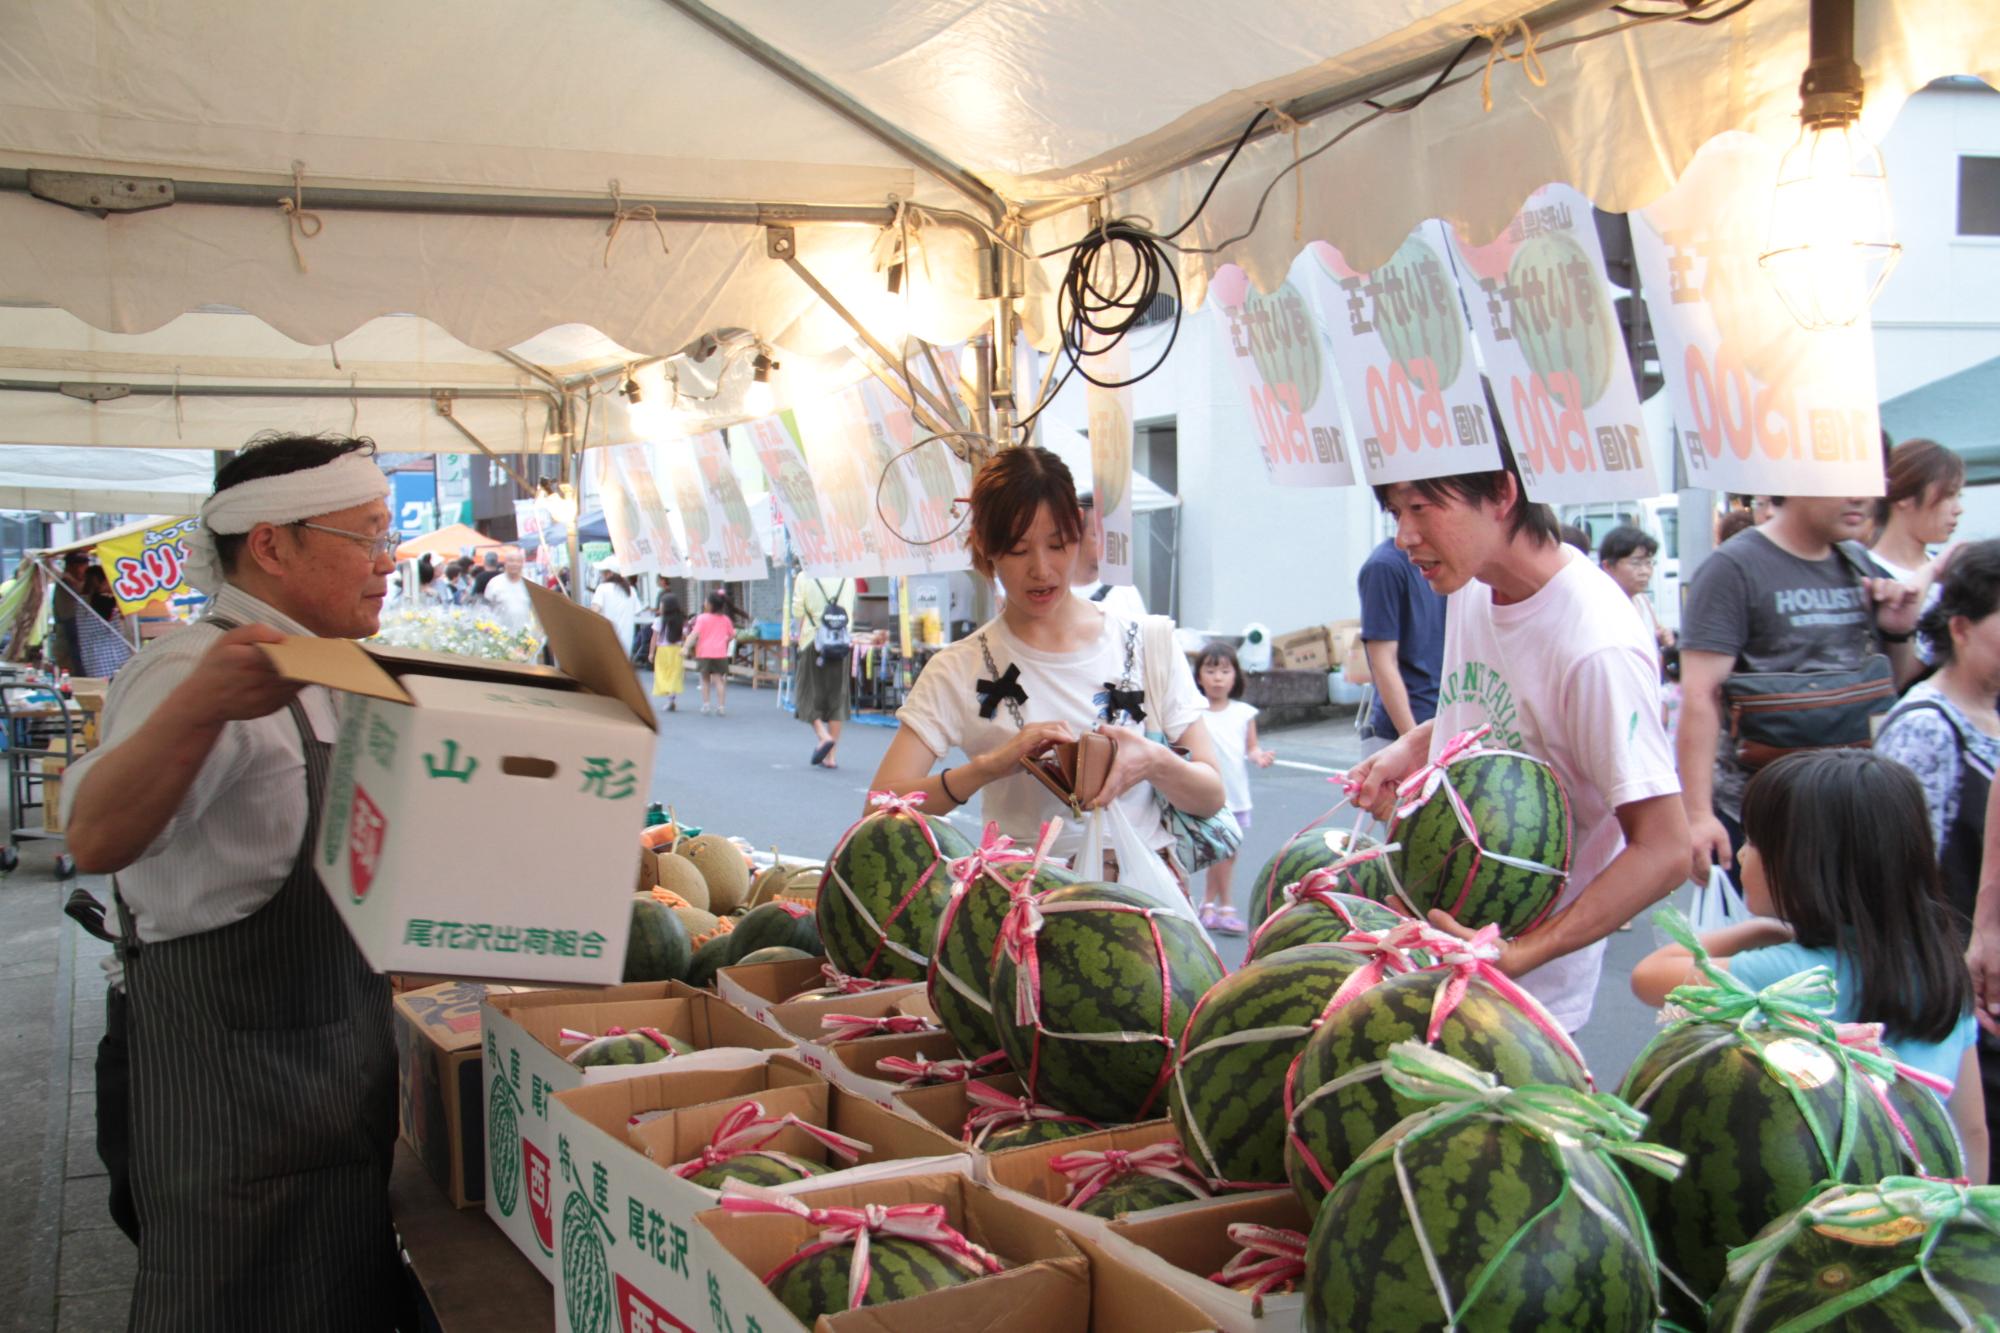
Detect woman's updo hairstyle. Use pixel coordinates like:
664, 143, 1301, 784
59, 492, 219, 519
1917, 537, 2000, 664
966, 446, 1084, 577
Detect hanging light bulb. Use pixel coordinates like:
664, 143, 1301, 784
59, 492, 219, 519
743, 350, 779, 417
1758, 0, 1900, 329
537, 477, 580, 528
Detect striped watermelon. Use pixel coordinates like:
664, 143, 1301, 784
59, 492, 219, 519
1389, 747, 1569, 937
567, 1029, 693, 1067
728, 900, 822, 960
989, 883, 1224, 1123
1884, 1074, 1964, 1178
1069, 1170, 1205, 1219
818, 802, 973, 981
1285, 965, 1588, 1219
1172, 939, 1422, 1188
1707, 1178, 2000, 1331
974, 1116, 1101, 1153
930, 858, 1076, 1060
1304, 1045, 1670, 1332
1617, 1017, 1908, 1322
769, 1234, 982, 1322
1251, 823, 1374, 927
683, 1152, 831, 1190
622, 895, 693, 983
1246, 880, 1405, 962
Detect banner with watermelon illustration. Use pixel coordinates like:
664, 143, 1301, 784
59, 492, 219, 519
661, 433, 766, 581
857, 376, 973, 573
1299, 222, 1503, 487
1631, 133, 1883, 498
1449, 184, 1662, 505
1085, 341, 1137, 589
596, 444, 685, 577
1210, 260, 1355, 486
744, 411, 874, 577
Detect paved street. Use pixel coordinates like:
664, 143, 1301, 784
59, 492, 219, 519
0, 677, 1676, 1331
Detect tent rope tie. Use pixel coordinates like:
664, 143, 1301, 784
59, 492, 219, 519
604, 179, 670, 269
278, 161, 324, 274
1255, 101, 1306, 242
1469, 17, 1547, 112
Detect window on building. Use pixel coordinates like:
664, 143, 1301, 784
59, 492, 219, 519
1959, 156, 2000, 236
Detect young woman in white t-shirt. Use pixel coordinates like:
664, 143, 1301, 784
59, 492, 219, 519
1192, 641, 1273, 935
871, 447, 1226, 881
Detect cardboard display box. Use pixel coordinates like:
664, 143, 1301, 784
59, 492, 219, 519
1268, 626, 1329, 673
981, 1118, 1194, 1234
37, 755, 66, 832
765, 987, 943, 1104
265, 581, 655, 985
1324, 618, 1367, 684
482, 982, 793, 1277
548, 1058, 975, 1333
1108, 1189, 1311, 1333
693, 1172, 1214, 1333
716, 954, 840, 1025
815, 1029, 996, 1113
393, 979, 531, 1208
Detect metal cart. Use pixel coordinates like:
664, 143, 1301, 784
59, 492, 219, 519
0, 673, 82, 876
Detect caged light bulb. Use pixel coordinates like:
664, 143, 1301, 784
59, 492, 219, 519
1759, 121, 1900, 330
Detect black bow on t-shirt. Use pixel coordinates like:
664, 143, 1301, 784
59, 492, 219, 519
976, 664, 1028, 720
1103, 684, 1147, 726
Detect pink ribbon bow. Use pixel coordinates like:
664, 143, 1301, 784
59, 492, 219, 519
558, 1024, 680, 1063
962, 1079, 1100, 1146
1209, 1223, 1307, 1300
820, 1012, 940, 1042
949, 822, 1035, 891
669, 1100, 869, 1180
1401, 921, 1591, 1080
867, 789, 930, 819
876, 1049, 1007, 1086
1392, 724, 1493, 820
1833, 1021, 1964, 1178
814, 964, 901, 997
1048, 1141, 1211, 1212
721, 1190, 1002, 1309
1295, 921, 1432, 1028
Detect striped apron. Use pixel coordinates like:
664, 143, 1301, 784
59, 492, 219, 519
117, 639, 398, 1331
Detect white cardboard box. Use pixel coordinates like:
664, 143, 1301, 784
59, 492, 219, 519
266, 582, 657, 984
1106, 1189, 1311, 1333
482, 983, 794, 1277
547, 1057, 974, 1333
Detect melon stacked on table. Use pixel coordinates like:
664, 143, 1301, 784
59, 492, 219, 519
621, 820, 826, 988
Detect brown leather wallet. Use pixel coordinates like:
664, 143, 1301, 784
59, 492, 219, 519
1019, 731, 1116, 814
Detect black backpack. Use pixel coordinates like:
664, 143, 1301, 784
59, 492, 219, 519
811, 581, 850, 663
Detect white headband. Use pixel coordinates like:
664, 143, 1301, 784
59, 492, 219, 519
184, 453, 392, 594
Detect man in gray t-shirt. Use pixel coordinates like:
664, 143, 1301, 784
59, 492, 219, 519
1677, 496, 1921, 882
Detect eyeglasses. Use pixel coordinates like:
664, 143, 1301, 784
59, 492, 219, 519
293, 521, 401, 561
1618, 555, 1656, 569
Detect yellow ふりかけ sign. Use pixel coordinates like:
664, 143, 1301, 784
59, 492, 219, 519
97, 517, 201, 615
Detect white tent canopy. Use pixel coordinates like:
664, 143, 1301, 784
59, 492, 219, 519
0, 445, 214, 514
0, 0, 1996, 462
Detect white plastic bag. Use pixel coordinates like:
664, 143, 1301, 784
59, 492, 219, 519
1075, 800, 1206, 934
1687, 865, 1750, 935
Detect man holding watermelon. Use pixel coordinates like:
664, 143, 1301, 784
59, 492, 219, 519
62, 433, 404, 1329
1349, 438, 1690, 1031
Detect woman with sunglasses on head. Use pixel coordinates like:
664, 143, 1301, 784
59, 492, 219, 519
868, 446, 1225, 895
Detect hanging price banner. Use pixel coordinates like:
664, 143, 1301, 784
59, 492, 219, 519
1300, 222, 1502, 486
596, 444, 682, 577
1210, 261, 1354, 486
663, 433, 766, 581
1084, 341, 1137, 587
744, 411, 872, 576
857, 377, 973, 572
1631, 133, 1883, 498
1449, 184, 1660, 505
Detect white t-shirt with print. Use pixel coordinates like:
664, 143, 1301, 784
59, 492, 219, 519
1432, 546, 1681, 1030
1201, 699, 1259, 814
898, 609, 1207, 859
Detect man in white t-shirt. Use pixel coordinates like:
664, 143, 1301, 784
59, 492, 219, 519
1070, 493, 1149, 622
1348, 441, 1688, 1031
483, 548, 535, 633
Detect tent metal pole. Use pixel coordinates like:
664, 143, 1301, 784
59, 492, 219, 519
0, 377, 562, 414
5, 168, 910, 230
1014, 0, 1620, 224
915, 342, 967, 432
774, 246, 961, 438
432, 405, 538, 498
653, 0, 1009, 227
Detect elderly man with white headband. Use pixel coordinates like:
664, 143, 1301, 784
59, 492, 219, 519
63, 433, 405, 1330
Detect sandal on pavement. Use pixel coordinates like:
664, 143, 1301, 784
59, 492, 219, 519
1211, 906, 1248, 936
811, 741, 834, 767
1198, 902, 1221, 930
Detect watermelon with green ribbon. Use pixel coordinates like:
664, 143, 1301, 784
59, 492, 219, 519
1708, 1177, 2000, 1331
929, 822, 1074, 1059
1617, 909, 1910, 1323
1303, 1043, 1681, 1332
1246, 854, 1407, 961
819, 792, 973, 981
1387, 726, 1569, 937
1834, 1021, 1967, 1179
722, 1191, 1004, 1323
1250, 820, 1372, 927
989, 882, 1225, 1124
1171, 931, 1430, 1189
1284, 921, 1590, 1219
